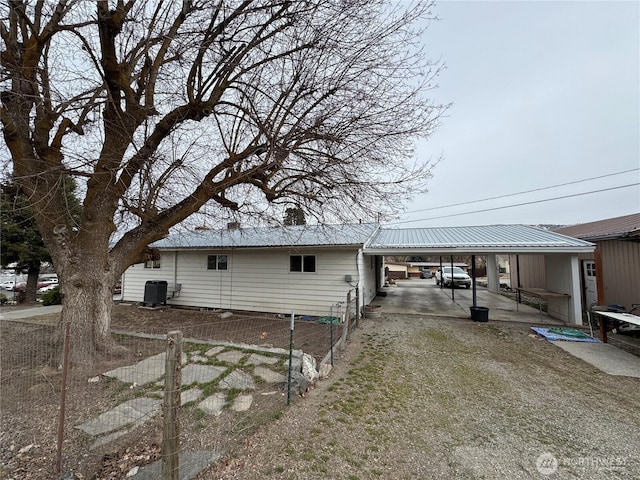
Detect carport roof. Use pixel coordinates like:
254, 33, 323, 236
152, 223, 594, 255
366, 225, 595, 254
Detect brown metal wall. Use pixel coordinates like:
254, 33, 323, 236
598, 239, 640, 309
509, 254, 546, 289
510, 240, 639, 310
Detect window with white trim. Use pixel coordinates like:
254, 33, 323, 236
144, 259, 161, 269
207, 254, 228, 270
290, 254, 316, 273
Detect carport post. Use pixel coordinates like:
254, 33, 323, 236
450, 255, 455, 301
439, 257, 443, 289
471, 255, 477, 308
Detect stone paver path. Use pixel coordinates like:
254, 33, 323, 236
78, 340, 315, 478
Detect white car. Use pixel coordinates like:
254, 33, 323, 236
435, 266, 472, 289
38, 284, 59, 293
0, 280, 16, 290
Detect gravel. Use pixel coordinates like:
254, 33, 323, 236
208, 313, 640, 480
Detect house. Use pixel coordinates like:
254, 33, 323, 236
121, 223, 595, 323
509, 213, 640, 312
121, 223, 380, 318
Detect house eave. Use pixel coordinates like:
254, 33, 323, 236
363, 246, 596, 255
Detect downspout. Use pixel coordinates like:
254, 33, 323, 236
173, 251, 178, 299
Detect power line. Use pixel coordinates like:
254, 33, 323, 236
391, 182, 640, 225
404, 168, 640, 214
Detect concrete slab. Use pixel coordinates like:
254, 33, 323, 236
254, 366, 287, 384
181, 364, 226, 386
219, 369, 255, 390
0, 304, 62, 320
377, 280, 562, 324
76, 397, 161, 436
284, 357, 302, 372
217, 349, 245, 364
104, 352, 187, 385
181, 388, 203, 405
231, 394, 253, 412
199, 392, 227, 416
204, 346, 225, 356
132, 450, 222, 480
552, 342, 640, 378
246, 353, 280, 365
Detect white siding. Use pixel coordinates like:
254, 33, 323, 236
122, 247, 372, 317
121, 252, 177, 303
360, 253, 377, 305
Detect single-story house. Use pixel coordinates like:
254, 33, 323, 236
121, 223, 595, 324
510, 213, 640, 312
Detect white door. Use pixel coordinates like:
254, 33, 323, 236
582, 260, 597, 309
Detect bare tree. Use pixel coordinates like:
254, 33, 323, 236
1, 0, 446, 365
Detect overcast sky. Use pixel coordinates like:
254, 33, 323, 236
393, 0, 639, 228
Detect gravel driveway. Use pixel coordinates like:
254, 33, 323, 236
209, 312, 640, 479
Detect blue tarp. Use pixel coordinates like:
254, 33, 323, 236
531, 327, 601, 343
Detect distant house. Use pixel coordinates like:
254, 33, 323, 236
510, 213, 640, 312
121, 223, 594, 323
384, 260, 468, 279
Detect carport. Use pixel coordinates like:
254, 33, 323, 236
364, 225, 595, 324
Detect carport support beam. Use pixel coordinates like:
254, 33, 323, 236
450, 256, 455, 301
472, 255, 477, 308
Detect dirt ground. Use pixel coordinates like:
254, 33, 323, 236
2, 304, 639, 479
208, 314, 640, 480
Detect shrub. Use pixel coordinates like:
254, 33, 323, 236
0, 293, 7, 305
42, 286, 62, 306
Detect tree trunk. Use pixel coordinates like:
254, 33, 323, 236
24, 264, 40, 303
58, 268, 126, 369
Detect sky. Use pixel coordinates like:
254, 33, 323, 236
394, 0, 640, 228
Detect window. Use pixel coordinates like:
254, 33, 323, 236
207, 254, 228, 270
145, 259, 161, 269
290, 254, 316, 273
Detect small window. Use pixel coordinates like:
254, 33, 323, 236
290, 254, 316, 273
145, 259, 161, 269
207, 254, 228, 270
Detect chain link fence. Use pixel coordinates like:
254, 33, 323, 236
1, 293, 362, 479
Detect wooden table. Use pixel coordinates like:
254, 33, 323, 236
592, 311, 640, 343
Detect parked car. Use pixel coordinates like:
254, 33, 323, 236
14, 278, 57, 292
38, 284, 59, 293
435, 266, 471, 289
0, 280, 16, 290
420, 269, 433, 279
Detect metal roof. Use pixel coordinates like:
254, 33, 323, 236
152, 223, 594, 254
365, 225, 595, 254
553, 213, 640, 241
152, 223, 380, 249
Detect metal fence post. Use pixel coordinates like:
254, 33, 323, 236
355, 287, 360, 327
163, 330, 182, 480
